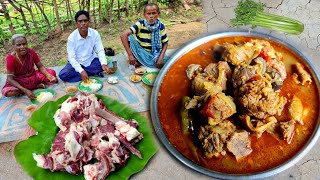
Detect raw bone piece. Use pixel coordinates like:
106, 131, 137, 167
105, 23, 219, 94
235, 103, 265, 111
95, 108, 124, 124
95, 108, 142, 159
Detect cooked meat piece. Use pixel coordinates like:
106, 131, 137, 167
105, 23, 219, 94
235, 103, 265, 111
294, 63, 312, 85
204, 63, 219, 77
250, 39, 280, 60
266, 58, 287, 91
202, 92, 236, 125
267, 58, 287, 80
191, 75, 223, 96
191, 61, 231, 96
213, 44, 225, 60
215, 61, 232, 90
232, 57, 267, 88
279, 120, 296, 144
288, 95, 304, 125
198, 121, 237, 158
204, 61, 232, 90
186, 64, 202, 80
221, 42, 261, 66
251, 57, 267, 74
238, 79, 287, 119
267, 71, 284, 91
232, 66, 259, 88
241, 115, 277, 138
226, 131, 252, 161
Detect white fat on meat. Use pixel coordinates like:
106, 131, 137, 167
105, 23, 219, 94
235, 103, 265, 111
98, 134, 121, 166
115, 121, 140, 141
53, 110, 68, 131
65, 124, 82, 161
32, 153, 46, 168
87, 115, 100, 129
100, 119, 107, 126
84, 164, 99, 180
53, 153, 66, 167
61, 98, 77, 113
84, 151, 113, 180
53, 98, 77, 131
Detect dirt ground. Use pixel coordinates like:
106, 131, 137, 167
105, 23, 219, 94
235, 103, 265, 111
0, 5, 205, 74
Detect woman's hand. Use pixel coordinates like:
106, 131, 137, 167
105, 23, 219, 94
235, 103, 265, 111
23, 89, 36, 100
46, 74, 58, 83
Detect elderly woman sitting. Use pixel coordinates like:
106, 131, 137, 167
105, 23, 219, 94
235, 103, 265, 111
1, 34, 58, 100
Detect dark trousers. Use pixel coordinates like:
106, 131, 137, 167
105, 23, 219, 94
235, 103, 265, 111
59, 58, 103, 82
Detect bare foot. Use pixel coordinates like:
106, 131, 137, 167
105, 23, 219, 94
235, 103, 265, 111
36, 83, 45, 89
6, 90, 23, 97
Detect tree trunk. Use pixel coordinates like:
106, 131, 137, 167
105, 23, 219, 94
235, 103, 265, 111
87, 0, 90, 14
117, 0, 120, 20
92, 0, 96, 28
66, 0, 74, 25
104, 0, 109, 22
34, 0, 51, 30
125, 0, 129, 17
23, 0, 39, 31
7, 0, 30, 31
52, 0, 62, 33
109, 0, 114, 24
13, 0, 39, 33
0, 0, 16, 35
79, 0, 83, 10
98, 0, 101, 22
19, 4, 29, 30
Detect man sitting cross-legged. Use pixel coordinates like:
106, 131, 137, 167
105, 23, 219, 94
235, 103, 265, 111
120, 3, 169, 69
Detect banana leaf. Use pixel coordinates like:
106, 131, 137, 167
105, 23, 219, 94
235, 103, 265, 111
14, 94, 158, 180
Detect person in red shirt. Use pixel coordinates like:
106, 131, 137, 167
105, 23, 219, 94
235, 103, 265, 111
1, 34, 58, 100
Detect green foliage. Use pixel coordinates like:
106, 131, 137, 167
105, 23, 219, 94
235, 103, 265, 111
0, 0, 196, 43
230, 0, 304, 34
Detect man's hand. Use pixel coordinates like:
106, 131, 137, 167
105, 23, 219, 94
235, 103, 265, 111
155, 57, 165, 68
80, 71, 89, 82
128, 55, 136, 65
102, 64, 110, 74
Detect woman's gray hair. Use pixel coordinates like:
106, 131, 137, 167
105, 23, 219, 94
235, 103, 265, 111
11, 34, 26, 45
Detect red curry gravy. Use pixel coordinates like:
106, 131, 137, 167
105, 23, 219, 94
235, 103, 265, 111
157, 36, 320, 174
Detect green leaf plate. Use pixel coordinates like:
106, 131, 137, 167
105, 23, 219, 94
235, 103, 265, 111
78, 77, 103, 93
142, 72, 158, 86
14, 94, 158, 180
31, 89, 56, 105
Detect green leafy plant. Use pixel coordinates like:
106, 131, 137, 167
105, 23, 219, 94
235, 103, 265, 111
230, 0, 304, 34
14, 94, 158, 180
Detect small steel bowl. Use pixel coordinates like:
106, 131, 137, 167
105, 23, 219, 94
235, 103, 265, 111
150, 31, 320, 179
